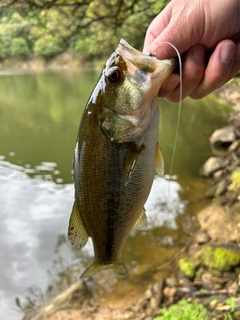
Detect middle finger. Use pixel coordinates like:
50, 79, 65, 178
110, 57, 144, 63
160, 44, 206, 102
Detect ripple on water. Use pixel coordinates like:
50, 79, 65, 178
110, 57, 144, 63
0, 158, 186, 320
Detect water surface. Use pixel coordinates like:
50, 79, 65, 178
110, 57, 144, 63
0, 69, 232, 319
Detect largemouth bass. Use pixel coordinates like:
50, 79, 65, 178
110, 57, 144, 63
68, 39, 176, 278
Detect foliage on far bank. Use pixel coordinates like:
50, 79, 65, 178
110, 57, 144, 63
0, 0, 169, 63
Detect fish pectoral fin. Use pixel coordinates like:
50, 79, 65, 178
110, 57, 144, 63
123, 142, 144, 186
155, 142, 164, 176
81, 261, 127, 278
133, 207, 148, 230
68, 200, 89, 249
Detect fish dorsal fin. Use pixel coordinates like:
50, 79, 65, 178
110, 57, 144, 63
68, 200, 89, 249
123, 142, 144, 186
155, 142, 164, 176
133, 207, 148, 230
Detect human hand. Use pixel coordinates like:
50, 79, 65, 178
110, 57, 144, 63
143, 0, 240, 102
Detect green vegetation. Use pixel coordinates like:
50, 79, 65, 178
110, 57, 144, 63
178, 257, 197, 279
199, 245, 240, 272
178, 245, 240, 279
229, 169, 240, 200
226, 297, 236, 313
154, 299, 240, 320
154, 300, 209, 320
0, 0, 169, 63
11, 37, 30, 57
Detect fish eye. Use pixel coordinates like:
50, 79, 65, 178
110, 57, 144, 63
108, 69, 122, 84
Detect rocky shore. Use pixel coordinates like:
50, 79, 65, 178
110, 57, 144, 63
22, 79, 240, 320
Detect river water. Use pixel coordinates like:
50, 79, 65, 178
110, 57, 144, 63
0, 69, 232, 319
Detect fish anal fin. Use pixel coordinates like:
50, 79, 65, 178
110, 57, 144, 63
155, 142, 164, 176
133, 207, 148, 230
80, 261, 127, 278
123, 142, 144, 186
68, 200, 89, 249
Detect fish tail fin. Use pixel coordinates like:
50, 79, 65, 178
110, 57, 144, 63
80, 261, 127, 278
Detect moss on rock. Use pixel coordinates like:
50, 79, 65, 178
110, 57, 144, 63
229, 169, 240, 200
199, 245, 240, 271
178, 257, 198, 279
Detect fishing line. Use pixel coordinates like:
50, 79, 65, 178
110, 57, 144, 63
163, 43, 197, 236
162, 42, 182, 208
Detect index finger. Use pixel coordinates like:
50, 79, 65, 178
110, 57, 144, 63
143, 10, 170, 52
144, 21, 200, 60
143, 2, 203, 60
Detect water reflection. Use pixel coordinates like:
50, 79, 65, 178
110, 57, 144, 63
0, 70, 233, 320
145, 176, 186, 229
0, 158, 183, 320
0, 160, 72, 319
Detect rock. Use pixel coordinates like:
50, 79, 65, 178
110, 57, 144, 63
201, 271, 214, 286
197, 204, 240, 243
210, 126, 236, 149
228, 139, 240, 152
203, 157, 226, 177
163, 287, 177, 298
228, 169, 240, 196
222, 271, 237, 280
165, 277, 178, 288
149, 297, 158, 309
215, 179, 228, 196
178, 257, 198, 279
226, 280, 238, 293
199, 245, 240, 272
202, 294, 228, 307
150, 279, 164, 309
194, 231, 209, 244
213, 169, 225, 180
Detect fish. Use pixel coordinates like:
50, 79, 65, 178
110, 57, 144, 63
68, 39, 176, 278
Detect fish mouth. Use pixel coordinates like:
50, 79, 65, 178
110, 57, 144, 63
118, 39, 177, 86
99, 39, 177, 144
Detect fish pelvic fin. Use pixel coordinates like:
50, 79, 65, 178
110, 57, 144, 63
155, 142, 164, 176
68, 200, 89, 249
133, 207, 148, 230
80, 261, 127, 278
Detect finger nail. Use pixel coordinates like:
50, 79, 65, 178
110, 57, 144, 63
160, 77, 180, 93
221, 42, 236, 63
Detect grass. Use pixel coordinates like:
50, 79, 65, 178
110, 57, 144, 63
153, 298, 239, 320
154, 300, 209, 320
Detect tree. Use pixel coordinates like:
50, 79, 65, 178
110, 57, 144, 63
11, 37, 30, 56
0, 0, 169, 60
0, 42, 9, 59
34, 35, 64, 58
